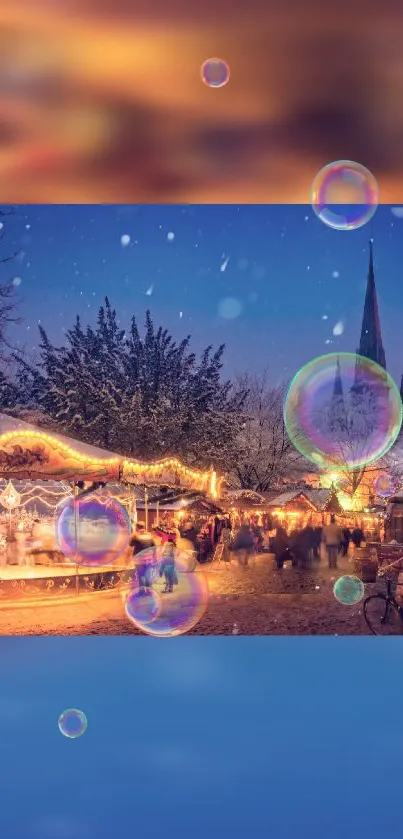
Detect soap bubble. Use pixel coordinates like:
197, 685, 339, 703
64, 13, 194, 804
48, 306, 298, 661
373, 472, 399, 498
333, 575, 365, 606
56, 494, 131, 566
311, 160, 378, 230
284, 353, 402, 470
125, 586, 162, 629
58, 709, 87, 739
201, 58, 230, 89
122, 546, 208, 636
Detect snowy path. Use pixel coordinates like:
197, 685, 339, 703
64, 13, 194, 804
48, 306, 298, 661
0, 555, 391, 635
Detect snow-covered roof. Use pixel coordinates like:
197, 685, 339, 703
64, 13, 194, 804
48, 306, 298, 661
303, 488, 336, 511
266, 490, 317, 510
0, 413, 119, 461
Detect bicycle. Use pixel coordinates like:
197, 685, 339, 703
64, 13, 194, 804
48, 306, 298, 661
363, 564, 403, 635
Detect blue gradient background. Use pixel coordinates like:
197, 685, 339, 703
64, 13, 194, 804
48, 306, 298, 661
0, 637, 401, 837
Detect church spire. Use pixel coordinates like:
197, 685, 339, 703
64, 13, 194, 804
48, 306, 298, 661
333, 355, 343, 397
328, 356, 348, 433
357, 240, 386, 369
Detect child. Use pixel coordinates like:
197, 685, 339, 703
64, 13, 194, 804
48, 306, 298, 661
159, 537, 177, 593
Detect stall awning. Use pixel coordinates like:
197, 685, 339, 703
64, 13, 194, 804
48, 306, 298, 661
0, 413, 219, 495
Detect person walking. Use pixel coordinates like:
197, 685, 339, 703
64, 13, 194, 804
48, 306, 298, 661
220, 520, 232, 564
322, 515, 342, 569
351, 526, 365, 548
232, 524, 254, 567
15, 524, 28, 567
312, 526, 322, 564
159, 537, 178, 593
130, 522, 156, 596
196, 525, 213, 564
272, 526, 290, 569
291, 526, 313, 569
341, 527, 351, 556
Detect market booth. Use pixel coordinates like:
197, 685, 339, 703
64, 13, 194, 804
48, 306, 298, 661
222, 489, 270, 528
0, 412, 220, 601
265, 487, 343, 531
135, 488, 223, 531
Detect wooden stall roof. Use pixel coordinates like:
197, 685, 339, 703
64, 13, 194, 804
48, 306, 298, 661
137, 492, 223, 515
266, 487, 343, 514
266, 491, 317, 511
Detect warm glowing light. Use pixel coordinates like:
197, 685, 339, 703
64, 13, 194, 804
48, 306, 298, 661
0, 480, 21, 510
0, 430, 221, 497
210, 469, 217, 499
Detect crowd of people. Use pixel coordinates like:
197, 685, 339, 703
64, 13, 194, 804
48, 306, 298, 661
0, 509, 371, 578
270, 516, 366, 570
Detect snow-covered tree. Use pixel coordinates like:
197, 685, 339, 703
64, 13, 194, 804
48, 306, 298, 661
12, 300, 247, 470
231, 371, 305, 491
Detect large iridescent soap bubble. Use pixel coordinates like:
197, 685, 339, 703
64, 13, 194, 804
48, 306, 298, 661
284, 353, 402, 471
56, 494, 131, 566
121, 546, 209, 637
333, 575, 365, 606
58, 708, 88, 739
201, 58, 230, 89
373, 472, 400, 498
311, 160, 379, 230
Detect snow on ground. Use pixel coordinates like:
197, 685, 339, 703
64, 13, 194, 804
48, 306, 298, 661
0, 553, 392, 636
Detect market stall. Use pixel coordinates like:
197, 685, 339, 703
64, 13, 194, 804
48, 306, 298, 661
0, 412, 219, 601
265, 487, 344, 531
223, 489, 271, 529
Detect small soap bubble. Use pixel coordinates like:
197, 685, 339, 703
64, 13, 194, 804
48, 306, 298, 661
121, 234, 131, 247
373, 472, 399, 498
311, 160, 378, 231
125, 586, 162, 629
333, 575, 365, 606
58, 708, 87, 739
201, 58, 230, 89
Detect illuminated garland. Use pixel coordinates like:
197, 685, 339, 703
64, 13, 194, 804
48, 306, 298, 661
0, 430, 120, 465
0, 430, 220, 497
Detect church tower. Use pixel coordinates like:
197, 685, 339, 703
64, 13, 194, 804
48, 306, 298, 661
356, 240, 386, 370
328, 356, 348, 434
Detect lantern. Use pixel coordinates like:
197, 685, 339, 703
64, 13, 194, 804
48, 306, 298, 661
0, 480, 22, 537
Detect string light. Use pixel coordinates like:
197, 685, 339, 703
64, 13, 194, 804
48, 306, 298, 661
20, 485, 73, 499
0, 430, 121, 465
0, 430, 221, 497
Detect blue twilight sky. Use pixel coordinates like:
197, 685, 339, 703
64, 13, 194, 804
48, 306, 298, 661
1, 203, 403, 387
0, 637, 403, 839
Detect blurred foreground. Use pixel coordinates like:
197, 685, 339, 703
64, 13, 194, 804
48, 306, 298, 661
1, 0, 403, 203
